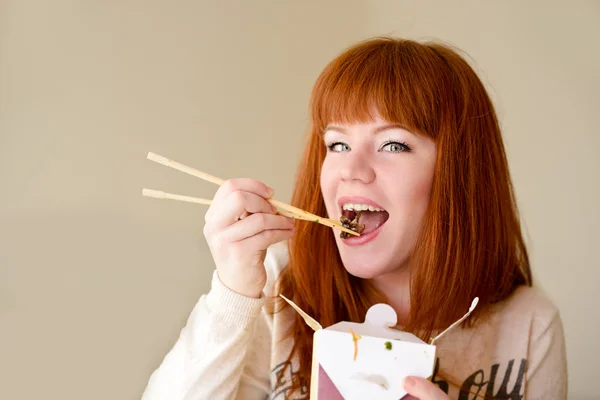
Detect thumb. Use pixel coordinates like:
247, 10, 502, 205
403, 376, 449, 400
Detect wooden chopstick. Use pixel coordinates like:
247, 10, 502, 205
142, 188, 295, 219
142, 189, 212, 206
144, 152, 360, 237
147, 153, 327, 222
147, 152, 225, 185
142, 188, 357, 236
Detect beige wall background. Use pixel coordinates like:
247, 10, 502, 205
1, 1, 598, 399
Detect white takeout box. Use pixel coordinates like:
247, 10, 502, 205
280, 296, 478, 399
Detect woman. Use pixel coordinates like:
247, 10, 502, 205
141, 37, 567, 399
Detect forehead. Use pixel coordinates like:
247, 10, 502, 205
325, 112, 391, 132
324, 115, 415, 138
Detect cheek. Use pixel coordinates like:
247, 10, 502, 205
319, 159, 335, 194
386, 168, 434, 209
319, 158, 339, 214
413, 171, 434, 201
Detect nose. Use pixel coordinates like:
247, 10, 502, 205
340, 149, 376, 183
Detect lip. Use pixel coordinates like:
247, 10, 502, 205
341, 221, 385, 246
337, 195, 387, 246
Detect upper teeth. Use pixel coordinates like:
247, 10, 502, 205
342, 203, 384, 212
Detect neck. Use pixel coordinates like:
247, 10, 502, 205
370, 266, 411, 326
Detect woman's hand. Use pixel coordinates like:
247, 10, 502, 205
203, 178, 295, 298
403, 376, 450, 400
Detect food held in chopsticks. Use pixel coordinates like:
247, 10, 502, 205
339, 213, 365, 239
339, 202, 389, 239
143, 152, 360, 237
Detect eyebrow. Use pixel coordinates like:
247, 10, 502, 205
323, 123, 413, 135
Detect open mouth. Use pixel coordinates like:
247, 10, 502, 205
339, 203, 390, 239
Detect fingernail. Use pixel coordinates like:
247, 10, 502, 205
403, 377, 415, 389
267, 187, 275, 197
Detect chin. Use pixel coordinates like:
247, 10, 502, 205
332, 220, 412, 279
336, 239, 410, 280
339, 255, 392, 279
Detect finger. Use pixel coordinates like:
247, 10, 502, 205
211, 178, 274, 206
220, 213, 294, 243
206, 191, 276, 230
235, 227, 295, 252
237, 211, 251, 221
403, 376, 449, 400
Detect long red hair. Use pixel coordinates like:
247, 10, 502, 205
275, 37, 532, 396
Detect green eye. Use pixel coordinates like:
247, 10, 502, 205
381, 141, 411, 153
327, 142, 350, 152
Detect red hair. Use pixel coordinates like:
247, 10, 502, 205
275, 37, 532, 396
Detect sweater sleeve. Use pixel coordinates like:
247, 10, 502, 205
525, 310, 568, 400
141, 271, 272, 400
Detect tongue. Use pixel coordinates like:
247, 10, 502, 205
342, 210, 389, 235
359, 211, 389, 234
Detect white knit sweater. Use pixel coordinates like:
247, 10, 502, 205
141, 242, 568, 399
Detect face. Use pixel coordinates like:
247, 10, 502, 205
320, 114, 437, 279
